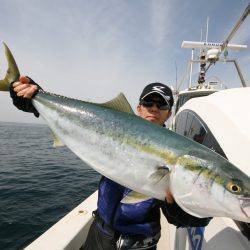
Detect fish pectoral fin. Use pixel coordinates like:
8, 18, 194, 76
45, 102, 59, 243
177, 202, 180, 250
149, 165, 170, 184
121, 191, 152, 204
50, 129, 65, 148
100, 93, 134, 114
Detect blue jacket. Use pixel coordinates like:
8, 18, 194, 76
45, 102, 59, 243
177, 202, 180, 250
97, 177, 211, 237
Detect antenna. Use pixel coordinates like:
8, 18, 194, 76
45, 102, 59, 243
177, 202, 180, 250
189, 49, 194, 88
175, 61, 178, 91
179, 3, 250, 89
205, 17, 209, 43
220, 3, 250, 53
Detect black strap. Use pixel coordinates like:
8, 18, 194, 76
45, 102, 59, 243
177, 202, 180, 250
93, 210, 120, 239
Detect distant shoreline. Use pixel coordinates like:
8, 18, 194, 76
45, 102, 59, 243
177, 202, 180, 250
0, 120, 46, 126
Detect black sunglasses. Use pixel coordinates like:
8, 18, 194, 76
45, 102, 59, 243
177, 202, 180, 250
140, 99, 170, 110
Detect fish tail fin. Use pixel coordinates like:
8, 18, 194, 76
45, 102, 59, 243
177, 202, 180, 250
0, 43, 20, 91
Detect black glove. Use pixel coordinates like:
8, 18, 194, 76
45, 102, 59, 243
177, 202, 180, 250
9, 77, 42, 118
157, 199, 212, 228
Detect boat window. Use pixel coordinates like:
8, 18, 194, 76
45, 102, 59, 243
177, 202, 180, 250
174, 109, 226, 158
173, 115, 178, 131
175, 111, 188, 135
188, 116, 207, 144
175, 91, 217, 114
184, 112, 193, 136
175, 100, 180, 114
203, 133, 227, 158
175, 96, 189, 114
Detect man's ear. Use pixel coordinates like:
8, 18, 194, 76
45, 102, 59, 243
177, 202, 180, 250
137, 105, 141, 114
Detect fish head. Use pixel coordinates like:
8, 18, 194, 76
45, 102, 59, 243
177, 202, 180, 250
170, 154, 250, 223
217, 175, 250, 222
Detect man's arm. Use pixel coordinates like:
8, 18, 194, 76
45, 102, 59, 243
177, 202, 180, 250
157, 199, 212, 228
9, 76, 42, 117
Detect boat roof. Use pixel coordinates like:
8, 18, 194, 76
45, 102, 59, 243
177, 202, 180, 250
178, 87, 250, 175
178, 87, 218, 96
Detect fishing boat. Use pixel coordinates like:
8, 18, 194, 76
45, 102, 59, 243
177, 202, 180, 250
170, 3, 250, 249
24, 4, 250, 250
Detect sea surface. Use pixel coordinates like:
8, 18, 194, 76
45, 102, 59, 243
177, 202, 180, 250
0, 122, 100, 250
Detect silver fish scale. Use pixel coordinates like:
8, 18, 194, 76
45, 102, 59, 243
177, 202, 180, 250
32, 92, 171, 199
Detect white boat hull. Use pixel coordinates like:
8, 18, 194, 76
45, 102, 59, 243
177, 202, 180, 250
25, 190, 250, 250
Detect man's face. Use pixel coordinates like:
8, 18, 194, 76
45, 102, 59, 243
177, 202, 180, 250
137, 94, 172, 126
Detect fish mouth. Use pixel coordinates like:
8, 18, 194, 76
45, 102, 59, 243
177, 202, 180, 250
240, 197, 250, 220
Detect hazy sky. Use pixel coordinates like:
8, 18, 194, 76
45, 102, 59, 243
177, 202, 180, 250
0, 0, 249, 123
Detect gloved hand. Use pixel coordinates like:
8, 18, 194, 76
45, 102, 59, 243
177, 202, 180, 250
9, 76, 42, 117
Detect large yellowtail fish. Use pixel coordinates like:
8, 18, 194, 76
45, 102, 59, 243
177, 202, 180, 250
0, 43, 250, 222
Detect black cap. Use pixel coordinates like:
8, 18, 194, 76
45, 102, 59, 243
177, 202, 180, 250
139, 82, 174, 108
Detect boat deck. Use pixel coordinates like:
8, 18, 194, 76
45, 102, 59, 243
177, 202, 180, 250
25, 191, 250, 250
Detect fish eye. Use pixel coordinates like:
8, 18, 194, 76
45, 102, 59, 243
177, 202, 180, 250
226, 182, 242, 193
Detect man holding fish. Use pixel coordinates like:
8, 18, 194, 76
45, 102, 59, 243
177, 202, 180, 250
10, 78, 210, 249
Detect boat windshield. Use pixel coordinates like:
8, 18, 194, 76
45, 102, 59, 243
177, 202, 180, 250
175, 90, 217, 114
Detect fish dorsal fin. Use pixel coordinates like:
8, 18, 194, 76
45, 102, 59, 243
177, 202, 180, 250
121, 191, 152, 204
100, 93, 134, 114
50, 129, 65, 148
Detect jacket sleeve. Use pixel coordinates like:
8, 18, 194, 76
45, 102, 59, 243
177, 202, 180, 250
9, 77, 42, 117
157, 199, 212, 228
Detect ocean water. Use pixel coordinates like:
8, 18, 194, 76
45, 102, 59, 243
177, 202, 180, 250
0, 122, 100, 250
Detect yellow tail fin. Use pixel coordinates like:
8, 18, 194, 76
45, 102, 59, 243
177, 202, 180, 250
0, 43, 20, 91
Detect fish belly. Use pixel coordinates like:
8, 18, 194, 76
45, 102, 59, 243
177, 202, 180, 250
33, 99, 168, 200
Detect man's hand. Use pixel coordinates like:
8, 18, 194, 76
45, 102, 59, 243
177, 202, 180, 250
13, 76, 38, 99
166, 190, 174, 204
10, 76, 42, 117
